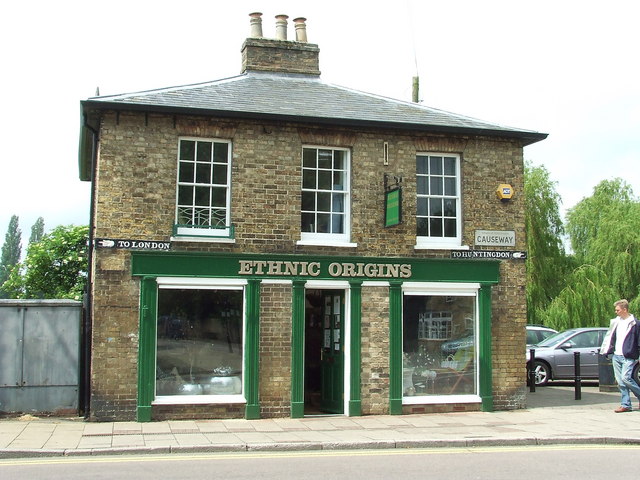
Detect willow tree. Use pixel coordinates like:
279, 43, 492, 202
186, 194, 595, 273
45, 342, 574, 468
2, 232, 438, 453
566, 179, 640, 305
566, 179, 635, 265
539, 265, 618, 331
524, 162, 568, 325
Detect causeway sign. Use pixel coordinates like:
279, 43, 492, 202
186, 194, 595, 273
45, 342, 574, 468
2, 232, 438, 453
474, 230, 515, 247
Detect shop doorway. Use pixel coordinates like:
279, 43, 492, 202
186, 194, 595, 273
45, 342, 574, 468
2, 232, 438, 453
304, 289, 345, 415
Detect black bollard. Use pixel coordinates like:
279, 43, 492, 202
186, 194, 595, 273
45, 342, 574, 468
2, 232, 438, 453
574, 351, 582, 400
528, 349, 536, 392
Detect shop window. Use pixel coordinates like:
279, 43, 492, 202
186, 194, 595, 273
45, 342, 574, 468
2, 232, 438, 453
402, 292, 477, 398
300, 147, 351, 245
155, 287, 244, 400
416, 153, 461, 248
174, 138, 233, 238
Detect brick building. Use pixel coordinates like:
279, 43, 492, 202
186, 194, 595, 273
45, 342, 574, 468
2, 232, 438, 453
78, 13, 546, 422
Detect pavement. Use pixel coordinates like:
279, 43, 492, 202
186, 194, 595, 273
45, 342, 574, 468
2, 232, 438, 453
1, 384, 640, 458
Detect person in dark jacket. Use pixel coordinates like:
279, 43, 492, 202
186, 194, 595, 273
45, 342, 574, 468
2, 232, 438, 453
600, 299, 640, 413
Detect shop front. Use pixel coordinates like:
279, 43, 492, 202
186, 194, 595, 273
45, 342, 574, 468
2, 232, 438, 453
132, 251, 499, 422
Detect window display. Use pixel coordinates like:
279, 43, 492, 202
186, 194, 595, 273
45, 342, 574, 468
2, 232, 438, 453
155, 288, 243, 397
403, 294, 476, 397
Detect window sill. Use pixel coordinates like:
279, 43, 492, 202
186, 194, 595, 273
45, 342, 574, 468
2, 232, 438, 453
171, 236, 236, 244
414, 244, 469, 251
403, 394, 480, 405
297, 240, 358, 248
153, 394, 246, 405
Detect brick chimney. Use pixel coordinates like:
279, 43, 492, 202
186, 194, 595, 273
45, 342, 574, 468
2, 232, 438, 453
241, 13, 320, 76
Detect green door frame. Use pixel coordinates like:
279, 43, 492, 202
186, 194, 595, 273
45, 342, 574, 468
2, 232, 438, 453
388, 282, 494, 415
290, 280, 362, 418
244, 279, 261, 419
291, 281, 305, 418
348, 281, 362, 416
137, 276, 157, 422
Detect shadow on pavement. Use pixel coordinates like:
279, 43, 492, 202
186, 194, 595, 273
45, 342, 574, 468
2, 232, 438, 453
526, 381, 620, 409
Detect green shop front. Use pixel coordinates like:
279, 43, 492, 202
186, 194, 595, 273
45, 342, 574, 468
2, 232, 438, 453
132, 252, 498, 422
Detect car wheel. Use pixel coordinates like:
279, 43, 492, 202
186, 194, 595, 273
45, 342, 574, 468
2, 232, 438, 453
532, 360, 551, 386
634, 363, 640, 386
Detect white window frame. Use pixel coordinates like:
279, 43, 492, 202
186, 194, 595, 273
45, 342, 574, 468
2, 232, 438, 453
152, 278, 247, 405
173, 137, 233, 239
415, 153, 462, 249
401, 282, 481, 405
298, 146, 355, 247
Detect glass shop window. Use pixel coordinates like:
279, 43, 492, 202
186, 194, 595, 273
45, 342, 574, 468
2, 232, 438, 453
402, 294, 476, 397
155, 288, 244, 398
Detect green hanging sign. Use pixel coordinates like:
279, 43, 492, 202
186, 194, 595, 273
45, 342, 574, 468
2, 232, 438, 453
384, 187, 402, 227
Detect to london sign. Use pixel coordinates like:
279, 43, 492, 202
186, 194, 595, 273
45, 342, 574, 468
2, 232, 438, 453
95, 238, 171, 251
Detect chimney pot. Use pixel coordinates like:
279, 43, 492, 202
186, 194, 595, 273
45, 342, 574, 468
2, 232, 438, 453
293, 17, 308, 42
249, 12, 263, 38
275, 14, 288, 40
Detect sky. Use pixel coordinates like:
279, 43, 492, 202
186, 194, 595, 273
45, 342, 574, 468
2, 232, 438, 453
1, 0, 638, 250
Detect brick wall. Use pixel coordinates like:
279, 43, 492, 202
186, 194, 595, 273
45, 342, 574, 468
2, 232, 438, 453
90, 249, 138, 421
360, 286, 390, 414
89, 110, 527, 419
241, 38, 320, 76
259, 283, 293, 417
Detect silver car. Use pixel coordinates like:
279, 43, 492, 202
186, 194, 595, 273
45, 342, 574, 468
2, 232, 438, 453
526, 327, 609, 386
526, 325, 557, 347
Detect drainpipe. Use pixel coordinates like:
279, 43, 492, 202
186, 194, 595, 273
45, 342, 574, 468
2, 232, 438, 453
81, 112, 99, 419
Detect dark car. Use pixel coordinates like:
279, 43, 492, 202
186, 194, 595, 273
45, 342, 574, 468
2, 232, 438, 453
526, 327, 618, 386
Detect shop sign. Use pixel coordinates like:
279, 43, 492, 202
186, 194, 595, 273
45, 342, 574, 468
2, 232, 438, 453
95, 238, 171, 251
474, 230, 515, 247
451, 250, 526, 260
238, 259, 412, 279
131, 252, 502, 284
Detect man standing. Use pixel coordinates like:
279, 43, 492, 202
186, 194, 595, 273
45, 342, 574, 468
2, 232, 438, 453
600, 299, 640, 412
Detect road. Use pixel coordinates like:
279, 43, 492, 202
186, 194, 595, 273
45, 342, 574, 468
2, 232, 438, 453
1, 445, 638, 479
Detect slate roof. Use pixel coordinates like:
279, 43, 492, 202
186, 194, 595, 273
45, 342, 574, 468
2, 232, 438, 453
79, 71, 546, 180
83, 71, 546, 141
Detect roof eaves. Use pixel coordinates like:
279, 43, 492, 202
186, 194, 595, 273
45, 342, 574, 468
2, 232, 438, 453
80, 100, 547, 146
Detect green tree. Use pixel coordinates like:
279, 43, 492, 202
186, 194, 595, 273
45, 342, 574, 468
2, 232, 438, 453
539, 265, 617, 331
566, 179, 640, 303
524, 162, 569, 325
566, 179, 635, 264
29, 217, 45, 244
0, 215, 22, 298
2, 225, 89, 300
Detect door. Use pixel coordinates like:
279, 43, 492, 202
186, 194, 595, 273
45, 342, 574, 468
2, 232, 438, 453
320, 290, 344, 413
